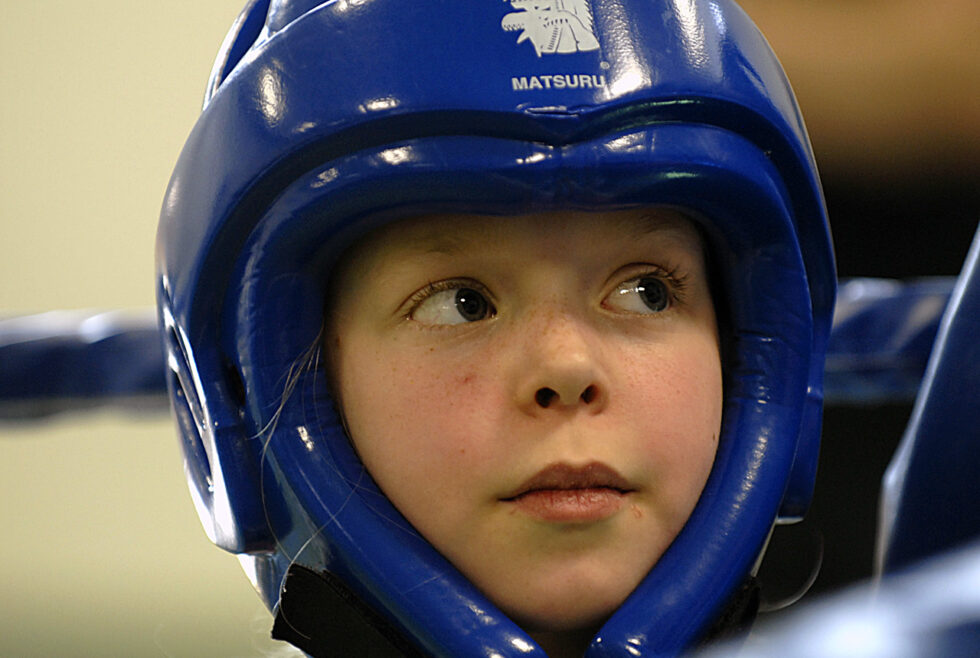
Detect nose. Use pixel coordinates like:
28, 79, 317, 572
513, 312, 607, 414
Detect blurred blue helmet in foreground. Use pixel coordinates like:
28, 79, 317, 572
157, 0, 835, 654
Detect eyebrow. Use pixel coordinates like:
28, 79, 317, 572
400, 220, 490, 257
625, 210, 701, 245
635, 209, 684, 231
396, 210, 702, 257
419, 234, 468, 256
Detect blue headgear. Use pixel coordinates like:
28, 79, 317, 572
157, 0, 835, 654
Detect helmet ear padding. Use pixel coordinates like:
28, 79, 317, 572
161, 299, 273, 554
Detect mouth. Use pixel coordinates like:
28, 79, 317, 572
501, 462, 635, 523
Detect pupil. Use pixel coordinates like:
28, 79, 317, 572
455, 288, 488, 321
638, 277, 668, 311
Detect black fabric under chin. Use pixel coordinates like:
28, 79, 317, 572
272, 564, 760, 655
272, 564, 426, 658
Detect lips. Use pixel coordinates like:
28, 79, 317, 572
502, 462, 634, 523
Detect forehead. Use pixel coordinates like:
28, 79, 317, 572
343, 208, 705, 265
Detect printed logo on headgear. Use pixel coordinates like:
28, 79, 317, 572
501, 0, 600, 56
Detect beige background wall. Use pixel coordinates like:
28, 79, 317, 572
1, 2, 297, 655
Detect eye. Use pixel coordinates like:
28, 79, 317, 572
605, 275, 670, 314
411, 284, 495, 325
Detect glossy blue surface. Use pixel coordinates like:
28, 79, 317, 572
155, 1, 835, 654
0, 310, 165, 418
826, 278, 954, 405
879, 224, 980, 573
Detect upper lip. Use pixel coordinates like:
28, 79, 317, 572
502, 462, 634, 500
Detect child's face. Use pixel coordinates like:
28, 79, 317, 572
326, 209, 722, 639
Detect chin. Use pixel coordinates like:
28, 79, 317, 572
517, 606, 613, 635
510, 598, 616, 658
501, 575, 635, 635
462, 536, 663, 639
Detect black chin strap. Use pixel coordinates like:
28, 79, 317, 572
697, 576, 762, 647
272, 564, 426, 658
272, 563, 760, 656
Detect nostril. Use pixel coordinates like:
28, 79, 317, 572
534, 386, 598, 408
535, 388, 557, 408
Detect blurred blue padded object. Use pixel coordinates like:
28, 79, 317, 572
878, 225, 980, 574
0, 309, 167, 419
825, 277, 958, 405
0, 278, 956, 420
696, 536, 980, 658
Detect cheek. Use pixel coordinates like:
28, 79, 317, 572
337, 340, 502, 498
623, 334, 722, 499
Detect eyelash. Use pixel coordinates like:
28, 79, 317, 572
403, 265, 690, 322
619, 264, 690, 307
405, 279, 494, 320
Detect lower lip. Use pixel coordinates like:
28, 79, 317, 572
508, 488, 627, 523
